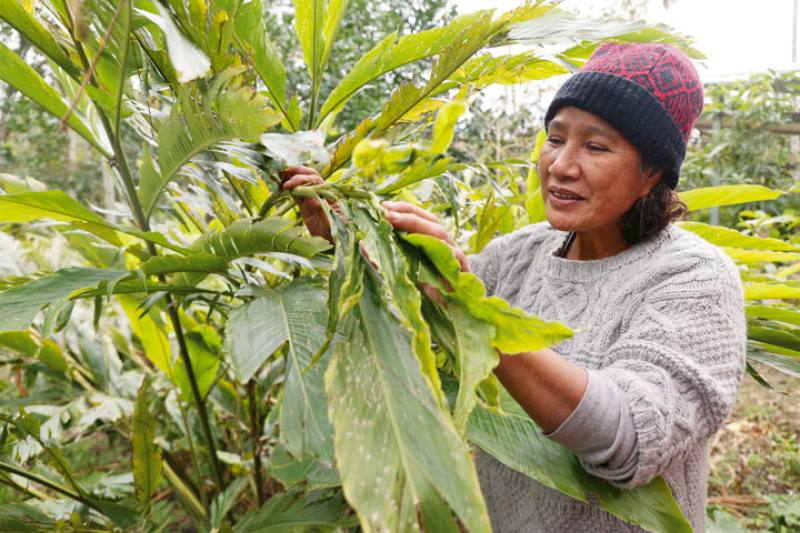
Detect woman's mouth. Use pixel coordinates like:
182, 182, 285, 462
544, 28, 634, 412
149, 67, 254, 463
548, 188, 584, 205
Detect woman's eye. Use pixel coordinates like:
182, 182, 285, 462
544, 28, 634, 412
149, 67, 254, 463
587, 143, 608, 152
546, 137, 564, 145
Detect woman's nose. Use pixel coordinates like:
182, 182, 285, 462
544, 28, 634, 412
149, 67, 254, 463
546, 144, 581, 180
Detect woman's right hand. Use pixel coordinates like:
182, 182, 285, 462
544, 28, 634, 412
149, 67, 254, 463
280, 166, 334, 242
382, 201, 469, 273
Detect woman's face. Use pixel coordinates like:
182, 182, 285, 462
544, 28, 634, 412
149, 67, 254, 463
539, 106, 660, 239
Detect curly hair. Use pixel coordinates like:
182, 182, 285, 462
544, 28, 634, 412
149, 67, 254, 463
620, 173, 687, 246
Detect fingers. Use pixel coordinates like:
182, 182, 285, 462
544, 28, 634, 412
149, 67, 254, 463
382, 201, 438, 222
282, 173, 323, 190
281, 166, 319, 179
384, 210, 451, 241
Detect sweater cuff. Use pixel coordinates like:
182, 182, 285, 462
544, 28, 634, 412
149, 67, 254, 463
545, 370, 639, 482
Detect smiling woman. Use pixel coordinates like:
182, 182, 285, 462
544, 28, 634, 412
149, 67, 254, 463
284, 41, 748, 532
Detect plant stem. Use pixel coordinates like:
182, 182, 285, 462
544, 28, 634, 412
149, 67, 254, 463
0, 460, 102, 514
247, 380, 266, 506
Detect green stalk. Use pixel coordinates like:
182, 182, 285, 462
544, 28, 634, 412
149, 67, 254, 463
0, 460, 102, 514
307, 0, 321, 130
64, 2, 226, 497
247, 380, 266, 506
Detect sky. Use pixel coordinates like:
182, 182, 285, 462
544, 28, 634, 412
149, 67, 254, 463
454, 0, 799, 81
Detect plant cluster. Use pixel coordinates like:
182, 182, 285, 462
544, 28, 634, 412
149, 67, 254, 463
0, 1, 796, 532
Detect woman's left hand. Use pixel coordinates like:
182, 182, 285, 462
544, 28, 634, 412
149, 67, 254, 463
382, 201, 469, 272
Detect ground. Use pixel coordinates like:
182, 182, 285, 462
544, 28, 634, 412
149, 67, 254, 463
707, 366, 800, 531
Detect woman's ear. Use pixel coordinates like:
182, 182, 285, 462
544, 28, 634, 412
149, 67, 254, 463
641, 165, 663, 194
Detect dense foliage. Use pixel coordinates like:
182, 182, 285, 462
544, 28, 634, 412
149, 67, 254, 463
0, 1, 797, 532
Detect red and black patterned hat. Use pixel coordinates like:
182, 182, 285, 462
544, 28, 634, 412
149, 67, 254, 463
544, 42, 704, 189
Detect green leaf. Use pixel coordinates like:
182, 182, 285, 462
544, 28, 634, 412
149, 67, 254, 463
138, 3, 210, 83
317, 10, 490, 125
468, 391, 692, 533
139, 253, 228, 276
722, 248, 800, 264
679, 221, 799, 251
447, 300, 498, 434
325, 267, 491, 531
119, 296, 173, 378
0, 41, 108, 156
0, 1, 81, 80
260, 130, 330, 167
744, 282, 800, 301
0, 268, 126, 332
680, 185, 784, 211
746, 305, 800, 326
0, 331, 38, 357
148, 71, 281, 218
228, 279, 332, 458
0, 191, 122, 246
131, 375, 162, 511
233, 0, 292, 127
431, 100, 467, 154
233, 490, 353, 532
194, 218, 331, 260
403, 233, 573, 353
748, 325, 800, 353
174, 327, 221, 400
748, 350, 800, 378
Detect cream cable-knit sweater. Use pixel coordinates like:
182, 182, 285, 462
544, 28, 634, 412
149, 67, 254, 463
469, 223, 747, 532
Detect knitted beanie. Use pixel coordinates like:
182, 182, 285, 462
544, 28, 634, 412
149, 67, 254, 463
544, 43, 704, 189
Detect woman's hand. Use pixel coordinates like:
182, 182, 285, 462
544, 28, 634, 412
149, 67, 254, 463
280, 166, 334, 242
382, 201, 469, 272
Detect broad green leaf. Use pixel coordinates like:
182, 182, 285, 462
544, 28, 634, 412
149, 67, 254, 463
233, 490, 353, 532
526, 129, 547, 223
0, 1, 81, 80
0, 191, 122, 246
293, 0, 326, 82
148, 71, 281, 217
722, 248, 800, 264
131, 375, 162, 511
191, 218, 331, 263
431, 100, 467, 154
119, 296, 173, 378
679, 221, 799, 251
174, 327, 221, 400
233, 0, 292, 127
744, 282, 800, 301
0, 173, 47, 193
445, 51, 568, 92
448, 300, 498, 434
137, 3, 210, 83
680, 185, 784, 211
139, 253, 228, 276
209, 478, 248, 530
469, 391, 692, 533
353, 206, 443, 402
746, 305, 800, 326
0, 268, 126, 332
375, 157, 455, 195
317, 10, 490, 125
228, 280, 332, 457
0, 41, 108, 156
403, 233, 573, 353
0, 331, 38, 357
748, 325, 800, 353
325, 268, 491, 531
748, 350, 800, 377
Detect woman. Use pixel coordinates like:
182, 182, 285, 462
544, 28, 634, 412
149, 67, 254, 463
283, 43, 746, 532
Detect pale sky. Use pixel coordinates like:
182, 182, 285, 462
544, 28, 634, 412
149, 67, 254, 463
455, 0, 799, 81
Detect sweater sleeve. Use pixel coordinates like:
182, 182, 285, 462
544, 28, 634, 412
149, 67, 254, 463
549, 250, 746, 488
